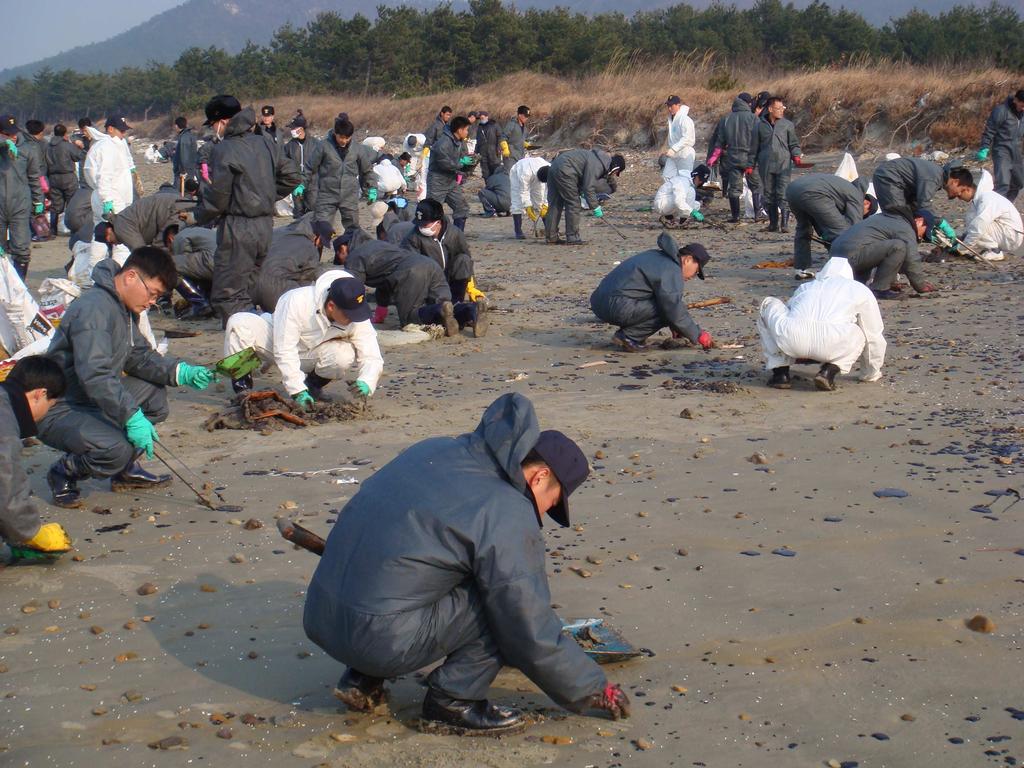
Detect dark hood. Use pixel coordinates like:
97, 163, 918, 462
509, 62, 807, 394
732, 97, 751, 112
466, 393, 540, 494
225, 107, 256, 138
656, 231, 681, 262
48, 136, 64, 148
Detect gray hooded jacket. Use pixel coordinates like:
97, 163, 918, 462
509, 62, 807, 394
0, 382, 41, 544
829, 211, 926, 291
305, 134, 378, 216
785, 174, 864, 229
713, 97, 759, 168
548, 149, 614, 210
111, 191, 195, 251
255, 214, 323, 311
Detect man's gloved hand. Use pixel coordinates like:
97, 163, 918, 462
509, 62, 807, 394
793, 155, 805, 166
937, 219, 956, 240
177, 363, 214, 390
366, 187, 378, 203
707, 147, 722, 167
592, 206, 604, 218
372, 305, 389, 324
350, 380, 371, 398
744, 167, 754, 176
293, 390, 315, 410
22, 523, 73, 553
500, 140, 510, 158
586, 683, 632, 720
200, 163, 211, 183
917, 282, 937, 294
976, 147, 989, 161
690, 210, 705, 222
459, 156, 475, 168
698, 330, 713, 350
102, 200, 115, 220
5, 139, 18, 157
125, 409, 159, 459
540, 203, 548, 218
293, 184, 305, 197
33, 202, 44, 215
525, 206, 538, 222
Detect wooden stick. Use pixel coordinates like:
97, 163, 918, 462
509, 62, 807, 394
687, 296, 731, 309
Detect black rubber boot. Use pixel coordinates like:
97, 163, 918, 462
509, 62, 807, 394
766, 206, 779, 232
814, 363, 840, 391
304, 371, 332, 401
768, 366, 792, 389
752, 192, 766, 222
334, 668, 388, 712
421, 687, 523, 735
780, 208, 791, 233
47, 454, 90, 509
728, 197, 741, 223
232, 373, 253, 394
12, 258, 28, 280
453, 217, 466, 232
175, 278, 214, 320
512, 214, 525, 239
49, 210, 59, 235
111, 454, 172, 492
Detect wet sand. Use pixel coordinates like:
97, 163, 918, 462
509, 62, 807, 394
1, 150, 1021, 768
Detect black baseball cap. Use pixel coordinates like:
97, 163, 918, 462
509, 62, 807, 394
287, 115, 307, 129
665, 95, 682, 106
326, 277, 371, 322
414, 199, 444, 224
680, 242, 711, 280
533, 430, 589, 527
105, 115, 130, 132
204, 95, 241, 125
0, 115, 17, 136
261, 105, 275, 116
738, 92, 754, 105
914, 208, 935, 239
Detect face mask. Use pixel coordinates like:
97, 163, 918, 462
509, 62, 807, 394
418, 225, 436, 237
479, 117, 488, 124
290, 129, 301, 139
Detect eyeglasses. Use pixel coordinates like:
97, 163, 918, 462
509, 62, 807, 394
134, 271, 164, 302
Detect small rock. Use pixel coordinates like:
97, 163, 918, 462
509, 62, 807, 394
671, 685, 688, 693
243, 519, 263, 530
43, 625, 60, 633
280, 500, 298, 510
569, 566, 592, 578
123, 690, 143, 702
626, 553, 640, 561
80, 684, 97, 691
747, 452, 769, 465
329, 732, 357, 743
900, 713, 916, 722
618, 584, 633, 589
240, 713, 261, 726
738, 713, 751, 721
827, 760, 842, 768
594, 450, 605, 460
2, 627, 17, 636
634, 738, 653, 750
47, 599, 60, 610
966, 615, 995, 633
114, 652, 138, 663
92, 707, 108, 716
0, 664, 7, 674
90, 625, 104, 635
679, 408, 694, 419
123, 621, 137, 630
854, 617, 868, 624
229, 553, 246, 564
935, 578, 947, 584
541, 735, 574, 745
585, 555, 603, 565
20, 603, 38, 614
247, 651, 259, 659
148, 736, 187, 750
873, 488, 908, 498
216, 728, 233, 740
199, 584, 217, 593
676, 547, 688, 556
136, 583, 157, 596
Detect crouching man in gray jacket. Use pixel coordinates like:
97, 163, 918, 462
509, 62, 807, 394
590, 233, 714, 352
303, 393, 632, 734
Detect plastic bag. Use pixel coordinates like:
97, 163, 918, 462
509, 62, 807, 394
37, 277, 82, 327
835, 152, 859, 182
31, 213, 51, 240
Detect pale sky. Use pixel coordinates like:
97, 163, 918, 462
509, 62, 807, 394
0, 0, 182, 69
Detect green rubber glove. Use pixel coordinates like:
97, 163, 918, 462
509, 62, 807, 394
459, 156, 475, 168
293, 390, 315, 410
5, 139, 18, 158
690, 210, 705, 222
976, 148, 989, 161
102, 200, 114, 215
293, 184, 305, 197
177, 363, 214, 390
592, 206, 604, 218
125, 409, 158, 459
33, 202, 44, 215
937, 219, 956, 240
351, 380, 371, 397
367, 187, 378, 203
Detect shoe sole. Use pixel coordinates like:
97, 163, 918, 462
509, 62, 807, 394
333, 686, 388, 713
612, 336, 642, 353
813, 374, 836, 392
768, 381, 792, 390
473, 299, 488, 338
111, 478, 173, 492
418, 717, 527, 737
51, 495, 84, 509
440, 303, 460, 338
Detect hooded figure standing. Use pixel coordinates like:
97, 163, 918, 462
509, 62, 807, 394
750, 96, 803, 233
543, 149, 625, 246
757, 257, 886, 391
196, 95, 302, 325
709, 93, 760, 223
45, 124, 85, 236
662, 95, 695, 180
426, 115, 472, 231
83, 116, 135, 270
0, 116, 44, 278
590, 234, 713, 352
303, 392, 631, 734
305, 118, 379, 232
976, 89, 1024, 202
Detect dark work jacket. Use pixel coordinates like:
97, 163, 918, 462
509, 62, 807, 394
46, 136, 85, 179
255, 214, 322, 311
829, 211, 927, 291
785, 174, 864, 230
401, 215, 473, 282
980, 97, 1024, 162
0, 382, 41, 543
173, 127, 199, 178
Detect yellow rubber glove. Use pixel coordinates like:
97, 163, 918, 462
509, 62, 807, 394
540, 203, 549, 218
466, 277, 486, 302
22, 523, 73, 553
421, 147, 430, 160
525, 206, 538, 222
500, 140, 510, 159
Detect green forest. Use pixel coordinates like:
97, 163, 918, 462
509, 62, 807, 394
3, 0, 1021, 122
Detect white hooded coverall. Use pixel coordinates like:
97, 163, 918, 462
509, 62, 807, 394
962, 170, 1023, 257
756, 257, 886, 381
224, 270, 384, 396
653, 175, 700, 218
663, 105, 695, 179
83, 128, 133, 269
509, 156, 550, 215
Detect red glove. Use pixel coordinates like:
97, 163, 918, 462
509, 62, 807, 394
698, 330, 713, 350
707, 148, 722, 167
918, 282, 937, 293
743, 167, 754, 176
793, 155, 804, 166
587, 683, 632, 720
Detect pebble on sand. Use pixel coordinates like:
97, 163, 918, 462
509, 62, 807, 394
873, 488, 909, 498
541, 735, 574, 745
148, 736, 187, 750
747, 452, 769, 465
966, 615, 996, 633
136, 583, 157, 596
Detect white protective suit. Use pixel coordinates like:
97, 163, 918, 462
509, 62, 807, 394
963, 170, 1023, 258
0, 256, 54, 360
224, 270, 384, 396
756, 257, 886, 381
653, 175, 699, 218
404, 133, 427, 201
373, 158, 406, 196
509, 156, 550, 215
83, 127, 133, 269
663, 105, 695, 179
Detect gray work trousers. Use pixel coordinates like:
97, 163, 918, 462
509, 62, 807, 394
38, 376, 169, 478
544, 172, 583, 241
791, 203, 850, 270
0, 203, 31, 266
212, 215, 273, 326
992, 147, 1023, 202
846, 242, 908, 292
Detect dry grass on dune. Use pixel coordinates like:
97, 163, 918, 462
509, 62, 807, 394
138, 54, 1016, 153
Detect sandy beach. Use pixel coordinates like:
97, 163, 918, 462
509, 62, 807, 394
1, 148, 1021, 768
